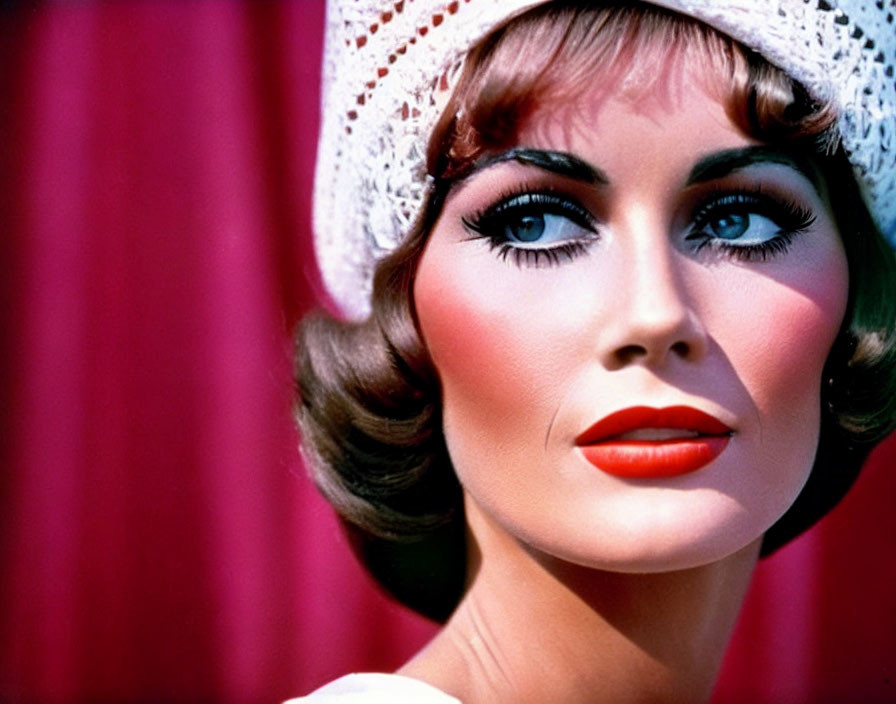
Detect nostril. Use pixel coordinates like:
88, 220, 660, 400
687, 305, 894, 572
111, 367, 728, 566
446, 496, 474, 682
612, 340, 692, 366
670, 341, 690, 358
614, 344, 648, 366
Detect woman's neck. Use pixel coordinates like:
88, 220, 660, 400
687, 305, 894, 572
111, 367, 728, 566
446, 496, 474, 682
399, 501, 760, 704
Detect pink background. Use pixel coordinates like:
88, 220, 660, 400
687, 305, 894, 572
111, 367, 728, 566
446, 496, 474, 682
1, 2, 894, 702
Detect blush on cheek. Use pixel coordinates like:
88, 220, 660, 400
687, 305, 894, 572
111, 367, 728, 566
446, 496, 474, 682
416, 278, 520, 404
785, 261, 848, 358
738, 266, 848, 421
414, 258, 583, 495
415, 240, 555, 404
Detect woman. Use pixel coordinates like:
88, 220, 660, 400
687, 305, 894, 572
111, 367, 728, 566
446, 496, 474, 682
294, 1, 896, 701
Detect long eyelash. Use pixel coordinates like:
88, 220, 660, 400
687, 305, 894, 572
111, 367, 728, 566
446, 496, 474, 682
690, 231, 797, 262
461, 186, 597, 267
462, 188, 595, 234
488, 241, 592, 268
688, 187, 816, 262
691, 188, 817, 232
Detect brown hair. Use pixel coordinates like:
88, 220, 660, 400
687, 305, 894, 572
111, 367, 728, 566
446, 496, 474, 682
296, 1, 896, 621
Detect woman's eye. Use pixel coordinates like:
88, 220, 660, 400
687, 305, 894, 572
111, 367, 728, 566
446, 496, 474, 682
463, 192, 598, 266
686, 193, 816, 261
503, 212, 590, 245
703, 211, 779, 244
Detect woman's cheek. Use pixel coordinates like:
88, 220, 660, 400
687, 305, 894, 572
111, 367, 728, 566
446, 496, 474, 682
416, 242, 569, 397
414, 246, 590, 481
417, 270, 544, 413
719, 255, 847, 440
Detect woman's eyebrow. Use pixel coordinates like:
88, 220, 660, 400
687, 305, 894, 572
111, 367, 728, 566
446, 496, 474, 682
686, 146, 822, 189
468, 148, 609, 185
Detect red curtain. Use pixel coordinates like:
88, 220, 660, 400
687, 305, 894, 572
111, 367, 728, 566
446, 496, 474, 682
1, 3, 894, 703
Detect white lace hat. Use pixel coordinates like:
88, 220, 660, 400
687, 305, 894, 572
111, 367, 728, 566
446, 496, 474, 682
314, 0, 896, 319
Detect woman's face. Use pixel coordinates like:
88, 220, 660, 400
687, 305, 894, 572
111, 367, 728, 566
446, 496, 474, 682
413, 71, 849, 572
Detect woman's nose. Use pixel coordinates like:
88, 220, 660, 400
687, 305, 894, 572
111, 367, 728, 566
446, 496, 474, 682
596, 237, 709, 371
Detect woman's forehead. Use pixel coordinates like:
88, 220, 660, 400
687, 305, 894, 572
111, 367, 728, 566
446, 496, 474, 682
517, 70, 745, 158
554, 44, 737, 115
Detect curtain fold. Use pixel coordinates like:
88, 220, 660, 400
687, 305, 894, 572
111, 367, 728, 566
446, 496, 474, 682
1, 3, 893, 702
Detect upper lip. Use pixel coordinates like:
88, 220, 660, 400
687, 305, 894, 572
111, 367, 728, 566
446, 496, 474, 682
575, 405, 733, 445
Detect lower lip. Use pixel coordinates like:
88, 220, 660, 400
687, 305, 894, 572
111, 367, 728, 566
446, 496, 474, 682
579, 436, 730, 478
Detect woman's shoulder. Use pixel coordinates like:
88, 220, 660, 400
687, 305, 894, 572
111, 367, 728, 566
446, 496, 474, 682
285, 673, 462, 703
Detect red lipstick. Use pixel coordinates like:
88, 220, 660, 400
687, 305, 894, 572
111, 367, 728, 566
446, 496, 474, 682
575, 406, 732, 479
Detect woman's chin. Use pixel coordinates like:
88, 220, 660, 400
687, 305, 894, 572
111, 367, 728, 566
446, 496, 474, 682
511, 498, 771, 575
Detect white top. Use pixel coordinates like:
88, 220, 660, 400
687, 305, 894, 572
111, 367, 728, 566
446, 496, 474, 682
285, 673, 462, 703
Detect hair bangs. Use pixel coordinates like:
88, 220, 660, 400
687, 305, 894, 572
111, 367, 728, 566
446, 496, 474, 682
428, 2, 836, 182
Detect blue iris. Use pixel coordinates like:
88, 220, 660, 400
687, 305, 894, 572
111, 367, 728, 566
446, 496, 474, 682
508, 214, 546, 242
710, 213, 749, 240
